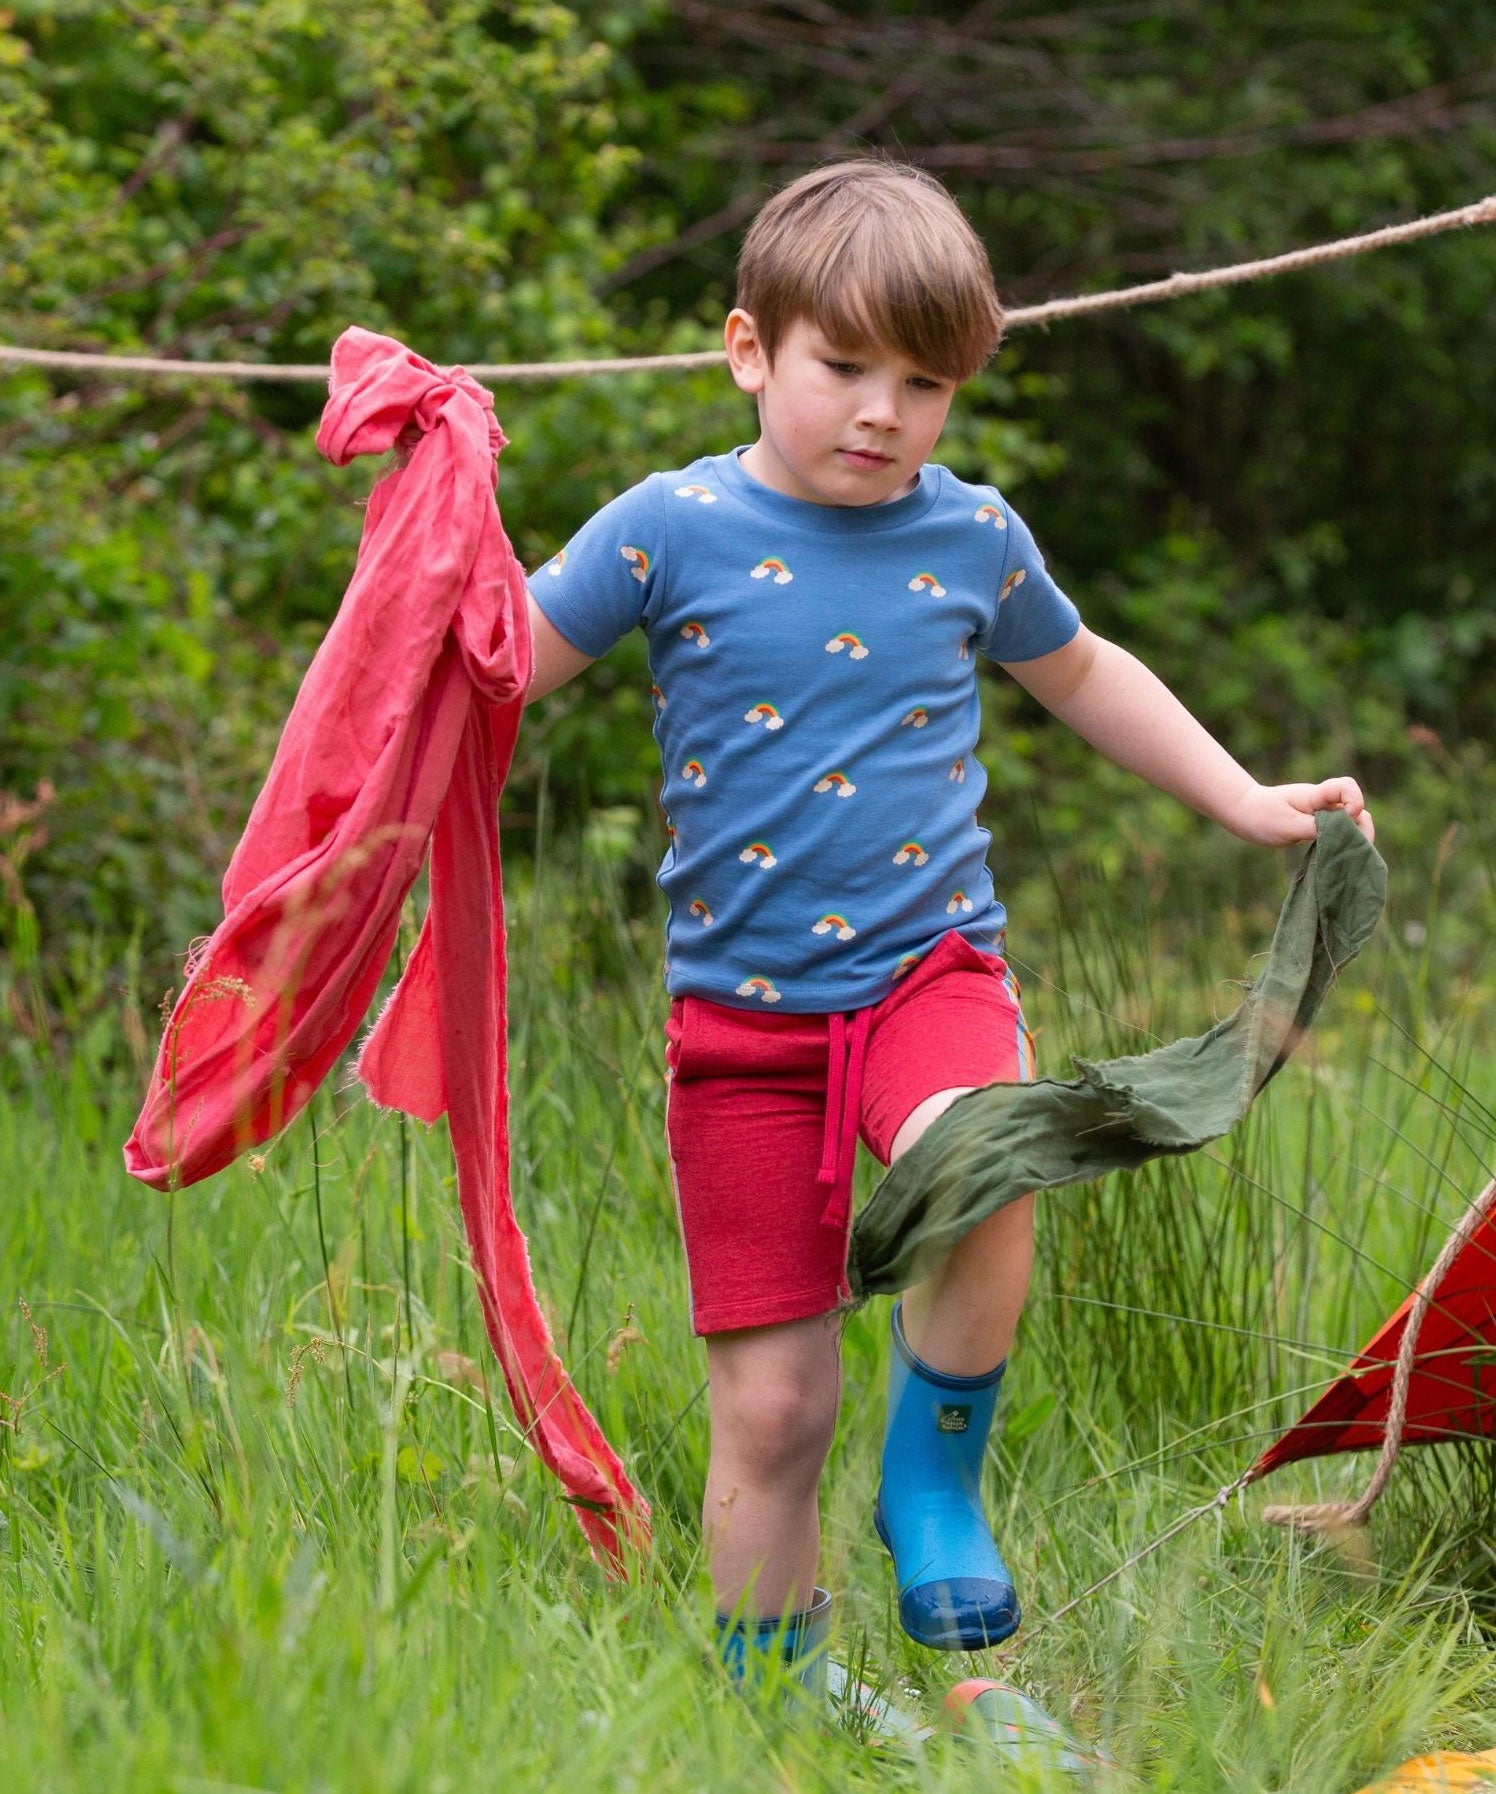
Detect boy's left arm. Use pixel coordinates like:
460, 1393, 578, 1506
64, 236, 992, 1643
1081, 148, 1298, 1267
1000, 625, 1375, 845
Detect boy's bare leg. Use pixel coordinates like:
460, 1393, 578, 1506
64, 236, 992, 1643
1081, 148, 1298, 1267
702, 1310, 843, 1617
891, 1087, 1035, 1372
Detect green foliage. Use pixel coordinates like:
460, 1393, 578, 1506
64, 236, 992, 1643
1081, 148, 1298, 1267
0, 0, 733, 1026
5, 0, 1496, 1044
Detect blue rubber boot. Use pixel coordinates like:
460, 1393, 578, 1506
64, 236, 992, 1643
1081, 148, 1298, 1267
716, 1587, 832, 1700
873, 1301, 1019, 1649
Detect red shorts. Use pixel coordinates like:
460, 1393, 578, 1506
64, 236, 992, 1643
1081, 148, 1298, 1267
663, 931, 1035, 1334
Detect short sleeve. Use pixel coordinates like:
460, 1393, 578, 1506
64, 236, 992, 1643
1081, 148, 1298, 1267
975, 498, 1080, 663
529, 476, 666, 659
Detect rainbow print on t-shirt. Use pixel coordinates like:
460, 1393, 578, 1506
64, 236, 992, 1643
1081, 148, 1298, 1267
1000, 567, 1028, 602
946, 891, 975, 914
743, 701, 784, 731
892, 953, 922, 980
907, 571, 947, 596
973, 503, 1007, 528
546, 547, 567, 574
682, 758, 707, 789
949, 759, 965, 783
749, 556, 793, 585
674, 483, 717, 504
824, 631, 869, 660
738, 840, 777, 869
651, 684, 667, 711
736, 975, 782, 1003
900, 706, 929, 729
812, 770, 856, 798
680, 620, 711, 648
688, 897, 715, 927
812, 913, 857, 942
620, 545, 650, 583
892, 841, 930, 867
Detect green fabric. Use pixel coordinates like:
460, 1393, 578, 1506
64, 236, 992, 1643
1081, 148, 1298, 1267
847, 812, 1386, 1300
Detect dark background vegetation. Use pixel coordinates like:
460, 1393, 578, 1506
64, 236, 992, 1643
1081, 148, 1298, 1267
4, 0, 1495, 1073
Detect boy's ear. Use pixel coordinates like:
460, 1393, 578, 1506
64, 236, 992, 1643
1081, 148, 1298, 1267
724, 308, 769, 395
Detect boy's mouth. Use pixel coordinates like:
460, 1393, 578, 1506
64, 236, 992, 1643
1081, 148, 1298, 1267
838, 448, 893, 472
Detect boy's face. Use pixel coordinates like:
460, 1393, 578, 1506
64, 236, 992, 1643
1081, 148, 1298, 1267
724, 311, 957, 508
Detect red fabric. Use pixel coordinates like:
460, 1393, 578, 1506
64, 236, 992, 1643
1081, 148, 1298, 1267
663, 932, 1032, 1332
1249, 1198, 1496, 1481
124, 327, 648, 1569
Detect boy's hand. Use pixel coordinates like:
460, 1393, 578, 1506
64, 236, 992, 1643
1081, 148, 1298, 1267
1227, 778, 1375, 847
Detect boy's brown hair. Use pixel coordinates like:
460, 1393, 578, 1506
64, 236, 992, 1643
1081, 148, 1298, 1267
736, 159, 1004, 383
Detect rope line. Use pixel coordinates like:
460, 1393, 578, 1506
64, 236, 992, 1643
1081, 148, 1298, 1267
4, 193, 1493, 384
0, 345, 729, 382
1261, 1171, 1496, 1535
1007, 191, 1496, 327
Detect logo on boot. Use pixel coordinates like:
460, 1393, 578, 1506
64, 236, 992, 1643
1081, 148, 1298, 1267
937, 1404, 971, 1433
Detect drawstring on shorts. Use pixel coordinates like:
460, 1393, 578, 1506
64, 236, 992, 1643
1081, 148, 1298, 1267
817, 1006, 872, 1233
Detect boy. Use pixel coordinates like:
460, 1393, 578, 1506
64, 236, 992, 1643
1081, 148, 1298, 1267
523, 160, 1373, 1679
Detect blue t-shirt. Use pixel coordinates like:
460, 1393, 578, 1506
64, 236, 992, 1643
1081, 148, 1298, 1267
532, 448, 1079, 1012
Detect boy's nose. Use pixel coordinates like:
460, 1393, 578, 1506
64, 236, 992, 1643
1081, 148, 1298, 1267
856, 388, 902, 431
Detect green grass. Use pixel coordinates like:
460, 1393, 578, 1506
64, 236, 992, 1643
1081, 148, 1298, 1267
2, 829, 1494, 1793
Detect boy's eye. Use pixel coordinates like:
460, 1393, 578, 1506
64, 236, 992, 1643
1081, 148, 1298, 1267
824, 360, 862, 376
908, 376, 945, 392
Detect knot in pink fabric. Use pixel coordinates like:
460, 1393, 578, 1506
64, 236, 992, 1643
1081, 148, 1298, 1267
316, 326, 508, 466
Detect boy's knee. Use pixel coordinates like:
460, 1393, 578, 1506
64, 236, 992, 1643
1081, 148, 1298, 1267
712, 1365, 838, 1488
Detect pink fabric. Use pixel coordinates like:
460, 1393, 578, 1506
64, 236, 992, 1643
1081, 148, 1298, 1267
124, 327, 648, 1570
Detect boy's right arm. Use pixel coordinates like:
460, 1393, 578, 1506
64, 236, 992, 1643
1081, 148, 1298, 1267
524, 588, 595, 703
524, 476, 662, 700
